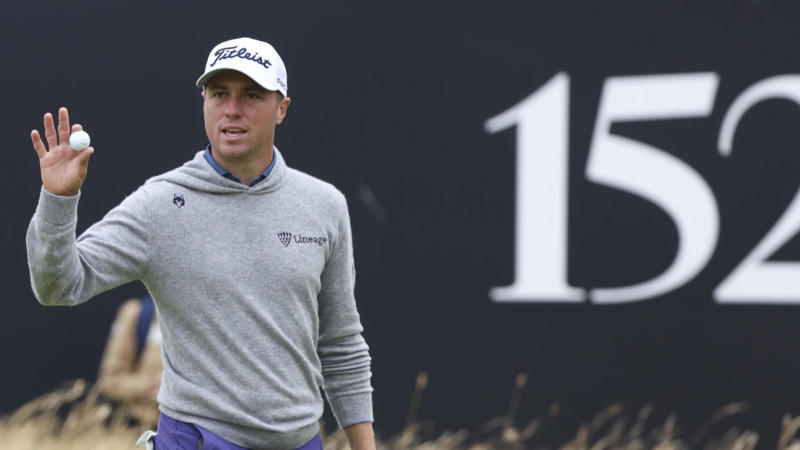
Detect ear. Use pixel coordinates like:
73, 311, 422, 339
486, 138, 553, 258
276, 97, 291, 124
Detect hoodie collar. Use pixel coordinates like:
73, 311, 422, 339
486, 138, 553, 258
203, 145, 277, 187
145, 147, 288, 195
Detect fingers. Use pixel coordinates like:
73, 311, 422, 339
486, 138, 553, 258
36, 108, 85, 157
30, 130, 46, 159
38, 108, 82, 148
77, 146, 95, 172
57, 107, 70, 146
43, 112, 57, 150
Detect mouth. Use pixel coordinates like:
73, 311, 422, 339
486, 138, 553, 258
222, 127, 247, 138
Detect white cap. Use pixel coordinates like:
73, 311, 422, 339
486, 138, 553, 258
196, 37, 288, 97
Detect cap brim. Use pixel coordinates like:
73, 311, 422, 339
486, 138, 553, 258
196, 68, 283, 94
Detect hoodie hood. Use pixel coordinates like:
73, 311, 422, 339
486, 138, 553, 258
146, 147, 288, 194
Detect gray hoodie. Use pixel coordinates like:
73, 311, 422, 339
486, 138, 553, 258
26, 148, 373, 449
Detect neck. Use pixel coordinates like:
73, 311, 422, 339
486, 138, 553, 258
214, 146, 274, 185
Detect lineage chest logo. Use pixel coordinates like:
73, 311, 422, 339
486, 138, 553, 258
277, 232, 328, 248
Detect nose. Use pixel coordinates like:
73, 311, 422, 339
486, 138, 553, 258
223, 95, 243, 117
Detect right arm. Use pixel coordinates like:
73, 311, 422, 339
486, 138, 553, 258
26, 107, 152, 306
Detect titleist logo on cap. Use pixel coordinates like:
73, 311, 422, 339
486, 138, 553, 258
210, 46, 272, 70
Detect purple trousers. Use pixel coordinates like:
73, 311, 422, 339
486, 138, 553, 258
154, 413, 323, 450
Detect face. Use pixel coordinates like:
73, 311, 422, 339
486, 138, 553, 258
202, 70, 290, 165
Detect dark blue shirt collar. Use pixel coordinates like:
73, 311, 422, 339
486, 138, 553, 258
203, 145, 276, 187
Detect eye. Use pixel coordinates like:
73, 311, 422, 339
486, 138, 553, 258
247, 92, 262, 100
210, 91, 225, 98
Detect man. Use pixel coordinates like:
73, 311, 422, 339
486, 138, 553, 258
27, 37, 375, 450
97, 293, 162, 427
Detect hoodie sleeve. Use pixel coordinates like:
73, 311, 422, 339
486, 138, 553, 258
26, 186, 153, 306
317, 193, 374, 428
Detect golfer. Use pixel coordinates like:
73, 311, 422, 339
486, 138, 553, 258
26, 37, 375, 450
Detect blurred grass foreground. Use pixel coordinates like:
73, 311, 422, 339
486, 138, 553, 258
3, 374, 800, 449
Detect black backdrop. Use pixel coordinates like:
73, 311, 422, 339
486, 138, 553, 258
4, 0, 800, 445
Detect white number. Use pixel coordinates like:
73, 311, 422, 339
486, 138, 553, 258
587, 74, 719, 303
486, 73, 720, 303
485, 73, 584, 302
715, 76, 800, 303
490, 72, 800, 304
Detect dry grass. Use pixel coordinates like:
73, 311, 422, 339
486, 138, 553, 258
0, 379, 141, 450
2, 375, 800, 449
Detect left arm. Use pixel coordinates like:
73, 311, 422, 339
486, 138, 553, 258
317, 194, 375, 439
344, 421, 376, 450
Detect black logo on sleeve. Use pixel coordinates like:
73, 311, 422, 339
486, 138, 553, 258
173, 194, 185, 208
277, 232, 328, 247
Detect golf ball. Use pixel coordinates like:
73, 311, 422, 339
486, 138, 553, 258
69, 130, 91, 151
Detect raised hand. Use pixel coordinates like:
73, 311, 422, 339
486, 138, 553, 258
31, 107, 95, 196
